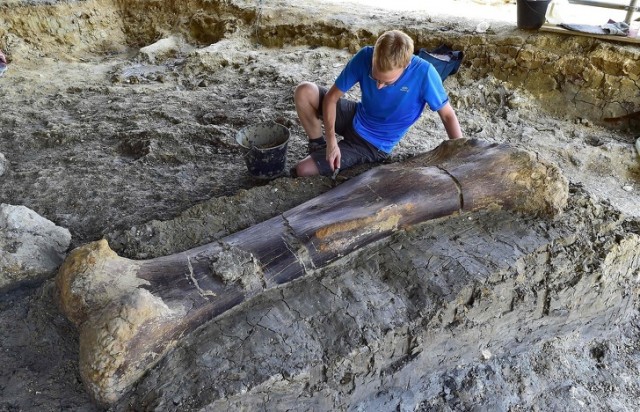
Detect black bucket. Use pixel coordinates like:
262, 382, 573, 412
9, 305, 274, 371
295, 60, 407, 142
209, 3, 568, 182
236, 122, 290, 179
517, 0, 551, 30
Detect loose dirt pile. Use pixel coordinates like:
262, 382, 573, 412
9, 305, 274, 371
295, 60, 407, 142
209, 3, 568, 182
0, 0, 639, 410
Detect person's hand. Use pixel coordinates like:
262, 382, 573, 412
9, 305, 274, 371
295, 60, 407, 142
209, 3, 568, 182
326, 140, 341, 172
0, 51, 6, 65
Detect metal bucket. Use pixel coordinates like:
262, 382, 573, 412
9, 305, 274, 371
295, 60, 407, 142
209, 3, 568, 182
236, 122, 290, 179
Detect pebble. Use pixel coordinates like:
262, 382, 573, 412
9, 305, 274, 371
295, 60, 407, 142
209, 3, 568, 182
476, 21, 490, 33
0, 153, 6, 177
622, 185, 633, 192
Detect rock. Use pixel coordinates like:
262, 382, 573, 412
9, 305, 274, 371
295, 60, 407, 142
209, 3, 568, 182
192, 38, 255, 72
0, 204, 71, 292
0, 153, 6, 176
138, 36, 183, 63
475, 21, 490, 33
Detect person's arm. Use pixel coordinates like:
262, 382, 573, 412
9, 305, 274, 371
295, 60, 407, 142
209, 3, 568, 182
437, 102, 463, 139
322, 85, 345, 171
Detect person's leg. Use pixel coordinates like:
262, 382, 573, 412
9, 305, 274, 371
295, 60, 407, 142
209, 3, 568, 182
294, 155, 320, 176
295, 83, 356, 155
293, 88, 359, 177
301, 132, 388, 177
298, 128, 389, 177
292, 82, 324, 177
294, 82, 324, 144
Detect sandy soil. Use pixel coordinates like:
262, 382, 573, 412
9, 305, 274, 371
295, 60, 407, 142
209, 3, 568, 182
0, 0, 639, 410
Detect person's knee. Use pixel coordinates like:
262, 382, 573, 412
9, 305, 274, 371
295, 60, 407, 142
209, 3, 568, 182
294, 157, 320, 177
294, 82, 318, 108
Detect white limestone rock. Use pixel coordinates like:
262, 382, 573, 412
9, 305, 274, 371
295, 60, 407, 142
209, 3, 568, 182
138, 36, 184, 64
0, 204, 72, 292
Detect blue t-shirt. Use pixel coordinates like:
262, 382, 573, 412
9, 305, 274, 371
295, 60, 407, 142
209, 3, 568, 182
334, 46, 449, 153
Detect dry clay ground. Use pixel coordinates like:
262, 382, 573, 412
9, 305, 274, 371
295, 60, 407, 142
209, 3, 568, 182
1, 0, 640, 410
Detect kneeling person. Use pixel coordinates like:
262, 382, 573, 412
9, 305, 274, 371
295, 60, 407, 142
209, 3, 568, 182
292, 30, 462, 177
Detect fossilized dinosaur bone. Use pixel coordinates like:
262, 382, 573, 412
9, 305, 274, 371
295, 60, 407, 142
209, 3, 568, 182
55, 138, 568, 405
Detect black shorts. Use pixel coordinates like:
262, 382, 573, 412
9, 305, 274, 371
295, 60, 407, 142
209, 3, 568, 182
311, 86, 389, 176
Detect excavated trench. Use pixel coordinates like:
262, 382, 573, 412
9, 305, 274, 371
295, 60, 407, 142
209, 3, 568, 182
0, 0, 639, 410
2, 0, 639, 127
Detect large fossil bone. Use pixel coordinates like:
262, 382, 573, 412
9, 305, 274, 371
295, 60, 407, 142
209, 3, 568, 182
56, 138, 568, 405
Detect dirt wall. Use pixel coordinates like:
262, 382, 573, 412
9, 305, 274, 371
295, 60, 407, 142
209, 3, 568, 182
1, 0, 638, 128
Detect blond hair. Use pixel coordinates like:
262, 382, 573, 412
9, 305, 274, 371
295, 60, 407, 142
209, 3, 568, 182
372, 30, 414, 72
